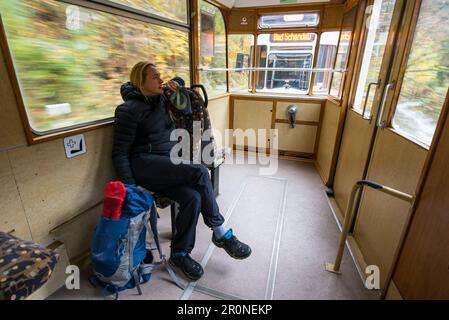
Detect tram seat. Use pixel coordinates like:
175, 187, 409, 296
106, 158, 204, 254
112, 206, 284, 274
0, 232, 58, 300
150, 84, 225, 237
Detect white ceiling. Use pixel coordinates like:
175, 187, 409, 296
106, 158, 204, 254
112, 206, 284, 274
216, 0, 331, 8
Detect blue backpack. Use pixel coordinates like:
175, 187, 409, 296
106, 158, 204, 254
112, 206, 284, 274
89, 184, 184, 299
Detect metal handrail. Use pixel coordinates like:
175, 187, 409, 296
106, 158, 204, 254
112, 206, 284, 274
325, 180, 414, 294
361, 81, 380, 121
377, 82, 395, 128
198, 67, 347, 72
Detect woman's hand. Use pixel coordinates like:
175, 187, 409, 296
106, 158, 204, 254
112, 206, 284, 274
164, 80, 180, 92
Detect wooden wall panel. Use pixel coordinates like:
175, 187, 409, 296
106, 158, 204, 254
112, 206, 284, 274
7, 127, 115, 243
354, 130, 427, 288
50, 204, 103, 259
0, 152, 32, 240
0, 44, 27, 150
385, 281, 403, 300
322, 5, 345, 30
276, 101, 321, 122
315, 100, 341, 184
227, 10, 257, 33
274, 123, 317, 153
233, 99, 273, 149
393, 107, 449, 299
207, 96, 231, 149
333, 111, 373, 215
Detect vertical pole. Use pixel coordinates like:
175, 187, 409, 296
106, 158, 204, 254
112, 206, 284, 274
325, 183, 361, 273
191, 0, 200, 85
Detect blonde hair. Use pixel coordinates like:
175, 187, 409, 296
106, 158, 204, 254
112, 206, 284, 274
129, 61, 157, 93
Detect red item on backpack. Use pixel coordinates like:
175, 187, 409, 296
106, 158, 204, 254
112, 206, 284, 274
101, 181, 127, 219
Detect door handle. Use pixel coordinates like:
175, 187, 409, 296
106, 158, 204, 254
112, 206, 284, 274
362, 81, 380, 121
377, 82, 395, 129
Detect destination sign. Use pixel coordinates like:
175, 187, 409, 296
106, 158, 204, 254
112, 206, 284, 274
270, 33, 316, 42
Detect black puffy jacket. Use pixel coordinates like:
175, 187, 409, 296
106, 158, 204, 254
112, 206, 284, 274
112, 82, 177, 184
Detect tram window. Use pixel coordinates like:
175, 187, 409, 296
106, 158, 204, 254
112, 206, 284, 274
199, 0, 226, 97
353, 0, 396, 115
392, 0, 449, 147
109, 0, 188, 24
329, 31, 351, 97
259, 13, 320, 29
255, 33, 317, 94
253, 45, 268, 90
266, 53, 313, 92
0, 0, 190, 133
313, 31, 340, 95
228, 34, 254, 93
330, 6, 357, 99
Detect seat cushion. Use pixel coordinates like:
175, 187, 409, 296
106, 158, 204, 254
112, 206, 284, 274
0, 232, 58, 300
152, 192, 173, 209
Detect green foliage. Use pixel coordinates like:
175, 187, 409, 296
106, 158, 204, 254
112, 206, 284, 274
199, 0, 226, 96
0, 0, 190, 131
109, 0, 187, 23
394, 0, 449, 145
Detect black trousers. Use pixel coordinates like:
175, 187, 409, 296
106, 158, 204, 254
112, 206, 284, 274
131, 153, 225, 253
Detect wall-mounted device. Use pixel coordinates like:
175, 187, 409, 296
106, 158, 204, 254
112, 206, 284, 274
287, 105, 298, 128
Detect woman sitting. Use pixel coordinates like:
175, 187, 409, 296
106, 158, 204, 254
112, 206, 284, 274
112, 62, 251, 281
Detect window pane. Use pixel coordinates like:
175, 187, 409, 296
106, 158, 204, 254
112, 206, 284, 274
392, 0, 449, 146
256, 33, 317, 94
109, 0, 188, 24
199, 0, 226, 97
330, 6, 357, 98
228, 34, 253, 93
0, 0, 190, 132
330, 31, 351, 97
353, 0, 396, 114
259, 13, 320, 29
313, 31, 340, 95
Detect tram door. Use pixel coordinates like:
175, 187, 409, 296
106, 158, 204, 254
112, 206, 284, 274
333, 0, 449, 291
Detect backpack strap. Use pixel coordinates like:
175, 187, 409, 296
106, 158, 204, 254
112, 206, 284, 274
132, 269, 142, 295
127, 218, 143, 295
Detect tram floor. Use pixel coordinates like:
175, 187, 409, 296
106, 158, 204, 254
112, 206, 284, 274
48, 152, 379, 300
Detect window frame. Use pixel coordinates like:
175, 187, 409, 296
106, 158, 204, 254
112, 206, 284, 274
312, 31, 341, 96
227, 33, 254, 94
348, 0, 399, 118
258, 11, 321, 29
386, 0, 448, 149
0, 0, 193, 144
198, 0, 229, 98
328, 6, 358, 102
253, 32, 318, 95
92, 0, 190, 28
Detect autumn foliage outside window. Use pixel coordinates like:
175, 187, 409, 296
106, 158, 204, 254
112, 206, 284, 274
0, 0, 190, 133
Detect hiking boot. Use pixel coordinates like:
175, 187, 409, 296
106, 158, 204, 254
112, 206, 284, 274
169, 253, 204, 281
212, 229, 251, 260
